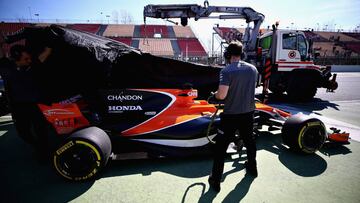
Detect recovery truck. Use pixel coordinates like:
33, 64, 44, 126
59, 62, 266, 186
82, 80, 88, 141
143, 1, 338, 101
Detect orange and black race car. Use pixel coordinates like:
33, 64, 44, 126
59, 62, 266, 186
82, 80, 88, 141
39, 88, 349, 181
5, 25, 350, 181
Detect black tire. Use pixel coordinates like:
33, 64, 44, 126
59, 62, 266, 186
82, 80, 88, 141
53, 127, 112, 181
286, 72, 317, 101
281, 114, 326, 154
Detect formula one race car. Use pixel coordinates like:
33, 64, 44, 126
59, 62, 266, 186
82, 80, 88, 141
4, 25, 350, 181
39, 88, 349, 181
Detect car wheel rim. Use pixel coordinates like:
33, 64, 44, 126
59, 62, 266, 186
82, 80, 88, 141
54, 141, 101, 180
301, 126, 325, 152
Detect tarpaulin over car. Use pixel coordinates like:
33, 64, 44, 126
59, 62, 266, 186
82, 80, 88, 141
5, 25, 221, 102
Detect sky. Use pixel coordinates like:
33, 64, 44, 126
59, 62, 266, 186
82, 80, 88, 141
1, 0, 360, 51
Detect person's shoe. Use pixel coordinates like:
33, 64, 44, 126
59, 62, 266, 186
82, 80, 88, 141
208, 176, 221, 192
244, 161, 258, 177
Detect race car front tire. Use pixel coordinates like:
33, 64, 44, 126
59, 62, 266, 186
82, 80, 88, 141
281, 114, 326, 154
53, 127, 112, 181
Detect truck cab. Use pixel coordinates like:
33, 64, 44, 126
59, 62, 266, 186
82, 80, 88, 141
257, 29, 335, 101
258, 30, 310, 65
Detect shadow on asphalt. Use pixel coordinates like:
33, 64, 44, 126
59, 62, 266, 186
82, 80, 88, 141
258, 131, 329, 177
0, 119, 95, 202
181, 182, 206, 203
257, 93, 340, 112
0, 118, 352, 202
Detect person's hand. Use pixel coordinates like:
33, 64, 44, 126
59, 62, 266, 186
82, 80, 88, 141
208, 91, 220, 104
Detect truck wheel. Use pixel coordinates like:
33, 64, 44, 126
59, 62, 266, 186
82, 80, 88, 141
53, 127, 112, 181
269, 86, 285, 96
286, 73, 317, 101
281, 114, 326, 154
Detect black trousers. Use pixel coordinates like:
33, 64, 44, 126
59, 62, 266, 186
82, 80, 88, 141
11, 102, 49, 152
211, 111, 256, 182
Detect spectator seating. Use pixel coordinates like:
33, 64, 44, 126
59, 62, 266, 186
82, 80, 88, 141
138, 38, 174, 56
177, 38, 207, 57
103, 25, 134, 37
343, 33, 360, 40
172, 26, 195, 38
213, 27, 243, 43
313, 42, 347, 56
303, 31, 329, 42
68, 24, 101, 34
35, 23, 67, 27
140, 25, 168, 38
0, 23, 29, 35
0, 23, 209, 58
345, 42, 360, 54
315, 31, 359, 42
109, 37, 132, 46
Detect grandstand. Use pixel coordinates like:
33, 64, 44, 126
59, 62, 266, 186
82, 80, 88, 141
344, 33, 360, 40
103, 25, 134, 37
67, 24, 101, 34
108, 37, 132, 46
172, 26, 196, 38
0, 22, 208, 60
177, 38, 207, 57
213, 26, 243, 43
345, 42, 360, 54
316, 31, 358, 42
312, 42, 347, 57
138, 38, 174, 56
303, 31, 329, 42
1, 22, 360, 64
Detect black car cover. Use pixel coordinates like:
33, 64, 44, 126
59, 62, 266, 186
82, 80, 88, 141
5, 25, 221, 101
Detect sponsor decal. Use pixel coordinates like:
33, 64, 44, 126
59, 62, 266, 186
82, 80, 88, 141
55, 119, 74, 127
107, 92, 143, 102
145, 111, 157, 116
43, 109, 75, 116
108, 105, 143, 113
56, 141, 74, 155
288, 51, 296, 59
307, 121, 322, 127
187, 90, 198, 97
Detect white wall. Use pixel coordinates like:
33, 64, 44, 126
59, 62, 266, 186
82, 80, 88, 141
331, 65, 360, 72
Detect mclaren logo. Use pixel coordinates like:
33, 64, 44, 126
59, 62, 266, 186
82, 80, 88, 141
108, 105, 143, 112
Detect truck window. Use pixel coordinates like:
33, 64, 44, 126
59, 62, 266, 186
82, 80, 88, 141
297, 34, 307, 60
282, 33, 297, 50
260, 35, 272, 49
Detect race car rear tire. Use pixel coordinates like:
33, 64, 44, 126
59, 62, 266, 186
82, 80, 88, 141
53, 127, 112, 181
281, 114, 326, 154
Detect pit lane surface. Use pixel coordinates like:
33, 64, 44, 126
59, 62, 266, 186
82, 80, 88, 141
264, 72, 360, 141
1, 73, 359, 203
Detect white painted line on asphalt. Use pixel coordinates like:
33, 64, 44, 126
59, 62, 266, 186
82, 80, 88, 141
326, 99, 360, 103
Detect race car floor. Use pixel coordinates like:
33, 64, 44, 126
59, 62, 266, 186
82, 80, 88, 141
1, 115, 359, 203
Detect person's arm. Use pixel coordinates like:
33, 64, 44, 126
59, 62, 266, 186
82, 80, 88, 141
215, 85, 229, 100
38, 47, 52, 63
215, 69, 230, 100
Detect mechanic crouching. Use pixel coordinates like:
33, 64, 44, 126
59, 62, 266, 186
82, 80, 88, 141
0, 43, 52, 161
209, 41, 258, 192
